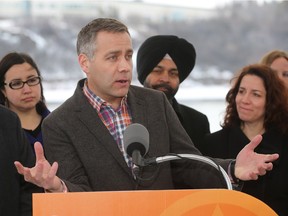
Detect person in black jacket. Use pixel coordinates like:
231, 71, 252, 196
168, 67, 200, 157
0, 105, 43, 216
137, 35, 210, 151
202, 64, 288, 215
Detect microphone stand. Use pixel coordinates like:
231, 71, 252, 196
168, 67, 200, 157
143, 153, 233, 190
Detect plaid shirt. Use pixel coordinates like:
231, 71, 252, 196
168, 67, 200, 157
83, 81, 133, 168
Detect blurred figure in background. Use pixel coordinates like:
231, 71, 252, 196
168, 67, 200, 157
137, 35, 210, 151
260, 49, 288, 89
0, 52, 50, 151
0, 105, 43, 216
202, 64, 288, 215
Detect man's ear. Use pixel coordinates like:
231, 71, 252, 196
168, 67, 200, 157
78, 53, 90, 75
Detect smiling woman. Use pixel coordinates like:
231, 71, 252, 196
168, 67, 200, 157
201, 64, 288, 215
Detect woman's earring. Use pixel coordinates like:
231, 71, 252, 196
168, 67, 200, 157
4, 97, 9, 107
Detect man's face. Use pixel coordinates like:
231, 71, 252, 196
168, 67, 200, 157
78, 31, 133, 108
143, 58, 180, 100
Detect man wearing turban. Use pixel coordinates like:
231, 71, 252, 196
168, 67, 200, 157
137, 35, 210, 150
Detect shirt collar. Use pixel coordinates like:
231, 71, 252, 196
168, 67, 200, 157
83, 80, 128, 112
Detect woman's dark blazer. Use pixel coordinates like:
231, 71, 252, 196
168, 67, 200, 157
202, 126, 288, 216
0, 105, 43, 216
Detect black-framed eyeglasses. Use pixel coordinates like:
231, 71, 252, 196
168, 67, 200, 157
4, 76, 41, 90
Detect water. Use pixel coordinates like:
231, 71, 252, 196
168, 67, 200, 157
46, 92, 226, 133
177, 99, 226, 133
44, 80, 228, 133
175, 84, 228, 132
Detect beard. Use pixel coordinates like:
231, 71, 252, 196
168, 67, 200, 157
144, 82, 178, 100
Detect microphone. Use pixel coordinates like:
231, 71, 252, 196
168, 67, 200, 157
123, 123, 232, 189
123, 123, 149, 166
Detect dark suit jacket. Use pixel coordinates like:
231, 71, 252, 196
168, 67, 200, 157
43, 79, 231, 192
171, 98, 210, 152
202, 126, 288, 216
0, 105, 43, 216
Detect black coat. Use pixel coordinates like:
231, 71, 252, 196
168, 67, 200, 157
202, 126, 288, 216
0, 105, 43, 216
171, 98, 210, 152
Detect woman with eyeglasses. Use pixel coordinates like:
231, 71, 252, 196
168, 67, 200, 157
0, 52, 50, 152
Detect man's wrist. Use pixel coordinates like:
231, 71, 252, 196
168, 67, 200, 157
229, 160, 240, 184
45, 179, 68, 193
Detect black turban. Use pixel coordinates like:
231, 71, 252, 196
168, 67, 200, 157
137, 35, 196, 84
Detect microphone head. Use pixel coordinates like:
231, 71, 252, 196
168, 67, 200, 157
123, 123, 149, 157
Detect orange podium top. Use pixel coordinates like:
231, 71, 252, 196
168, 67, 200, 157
33, 189, 277, 216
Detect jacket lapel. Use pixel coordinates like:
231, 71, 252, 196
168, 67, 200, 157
127, 86, 147, 126
72, 81, 133, 176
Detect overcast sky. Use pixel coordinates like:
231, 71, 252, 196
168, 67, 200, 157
21, 0, 283, 9
141, 0, 283, 9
